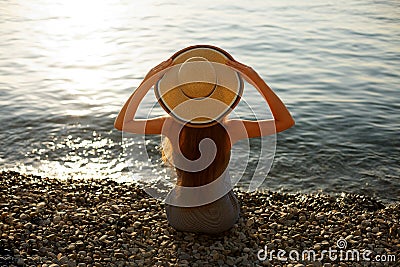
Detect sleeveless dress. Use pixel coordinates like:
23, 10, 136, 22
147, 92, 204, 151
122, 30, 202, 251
164, 171, 240, 234
165, 190, 239, 234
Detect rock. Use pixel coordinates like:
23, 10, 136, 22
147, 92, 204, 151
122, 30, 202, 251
53, 215, 62, 223
37, 202, 46, 208
17, 258, 24, 266
114, 252, 125, 258
78, 251, 86, 257
246, 218, 255, 227
321, 240, 330, 246
361, 220, 371, 226
143, 252, 151, 258
345, 235, 353, 241
19, 213, 29, 220
226, 256, 235, 266
180, 253, 190, 260
47, 234, 56, 240
353, 229, 361, 236
126, 227, 135, 233
212, 253, 219, 261
293, 233, 301, 240
59, 256, 68, 264
99, 235, 108, 241
83, 256, 92, 262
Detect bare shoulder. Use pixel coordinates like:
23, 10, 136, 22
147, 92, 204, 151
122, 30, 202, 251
223, 119, 248, 144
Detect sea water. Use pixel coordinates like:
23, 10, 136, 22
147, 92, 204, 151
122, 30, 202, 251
0, 0, 399, 202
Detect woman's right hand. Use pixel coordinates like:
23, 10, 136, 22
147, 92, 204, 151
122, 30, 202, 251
226, 59, 262, 83
226, 59, 295, 133
226, 59, 266, 88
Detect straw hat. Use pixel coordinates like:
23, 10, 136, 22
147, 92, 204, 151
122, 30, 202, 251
155, 45, 243, 127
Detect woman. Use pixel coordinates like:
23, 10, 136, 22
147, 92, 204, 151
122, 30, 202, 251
115, 45, 294, 234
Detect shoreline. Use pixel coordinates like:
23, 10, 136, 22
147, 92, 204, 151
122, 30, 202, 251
1, 170, 398, 266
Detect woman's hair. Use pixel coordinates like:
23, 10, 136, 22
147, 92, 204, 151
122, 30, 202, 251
162, 122, 231, 187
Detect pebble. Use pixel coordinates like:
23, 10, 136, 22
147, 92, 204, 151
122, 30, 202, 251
61, 256, 69, 264
226, 256, 235, 266
78, 251, 86, 257
321, 240, 330, 246
53, 215, 62, 223
17, 258, 24, 265
19, 213, 29, 220
114, 252, 124, 258
0, 171, 398, 267
37, 202, 46, 208
246, 218, 255, 227
126, 227, 135, 233
99, 235, 108, 241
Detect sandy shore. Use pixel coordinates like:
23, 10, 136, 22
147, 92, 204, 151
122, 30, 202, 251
0, 171, 398, 266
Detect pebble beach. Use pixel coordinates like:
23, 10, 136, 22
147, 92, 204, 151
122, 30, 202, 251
0, 171, 398, 267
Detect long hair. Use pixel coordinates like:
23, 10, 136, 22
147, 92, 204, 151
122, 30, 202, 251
162, 122, 231, 187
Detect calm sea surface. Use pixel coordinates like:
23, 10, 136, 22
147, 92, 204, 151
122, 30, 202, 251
1, 0, 399, 202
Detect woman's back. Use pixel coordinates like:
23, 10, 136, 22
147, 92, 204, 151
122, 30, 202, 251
164, 122, 231, 186
162, 121, 240, 234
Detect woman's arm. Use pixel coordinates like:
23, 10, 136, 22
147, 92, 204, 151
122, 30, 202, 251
225, 60, 295, 142
114, 59, 172, 134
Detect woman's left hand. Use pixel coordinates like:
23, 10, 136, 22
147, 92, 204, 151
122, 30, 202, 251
144, 58, 173, 81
